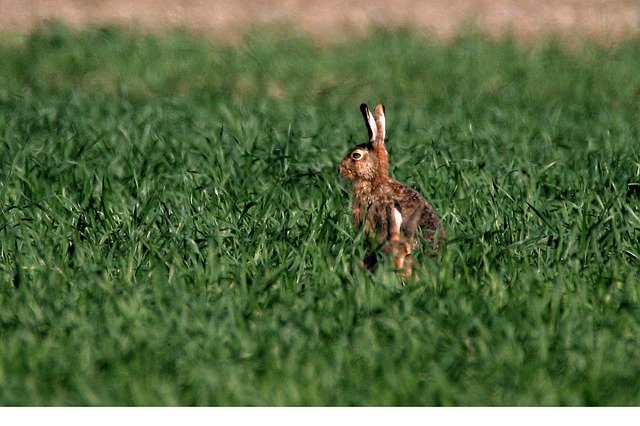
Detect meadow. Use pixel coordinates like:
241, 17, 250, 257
1, 23, 640, 405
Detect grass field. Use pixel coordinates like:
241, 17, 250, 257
1, 23, 640, 406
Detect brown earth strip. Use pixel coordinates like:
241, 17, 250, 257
0, 0, 638, 43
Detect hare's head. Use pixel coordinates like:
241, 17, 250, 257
339, 103, 389, 182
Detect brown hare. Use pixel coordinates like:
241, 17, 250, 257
339, 103, 445, 278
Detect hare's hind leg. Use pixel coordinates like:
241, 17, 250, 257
386, 203, 413, 278
386, 205, 412, 278
386, 239, 412, 278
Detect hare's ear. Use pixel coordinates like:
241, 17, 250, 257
374, 104, 386, 143
372, 103, 389, 178
360, 103, 377, 142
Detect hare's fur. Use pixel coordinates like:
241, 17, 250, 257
339, 103, 445, 277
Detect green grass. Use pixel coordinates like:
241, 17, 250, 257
1, 22, 640, 405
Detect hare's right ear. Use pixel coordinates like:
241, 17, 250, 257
360, 103, 377, 142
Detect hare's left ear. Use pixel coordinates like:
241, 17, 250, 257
360, 103, 377, 142
374, 104, 386, 143
372, 104, 389, 178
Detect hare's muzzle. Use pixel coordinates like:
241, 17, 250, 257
339, 162, 352, 180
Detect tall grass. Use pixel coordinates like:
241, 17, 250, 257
1, 23, 639, 405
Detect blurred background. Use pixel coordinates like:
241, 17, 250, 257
1, 0, 639, 43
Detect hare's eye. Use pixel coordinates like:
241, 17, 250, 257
350, 151, 363, 161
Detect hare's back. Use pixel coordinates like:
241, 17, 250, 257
388, 180, 429, 209
388, 180, 443, 231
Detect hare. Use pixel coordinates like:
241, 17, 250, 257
339, 103, 445, 277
